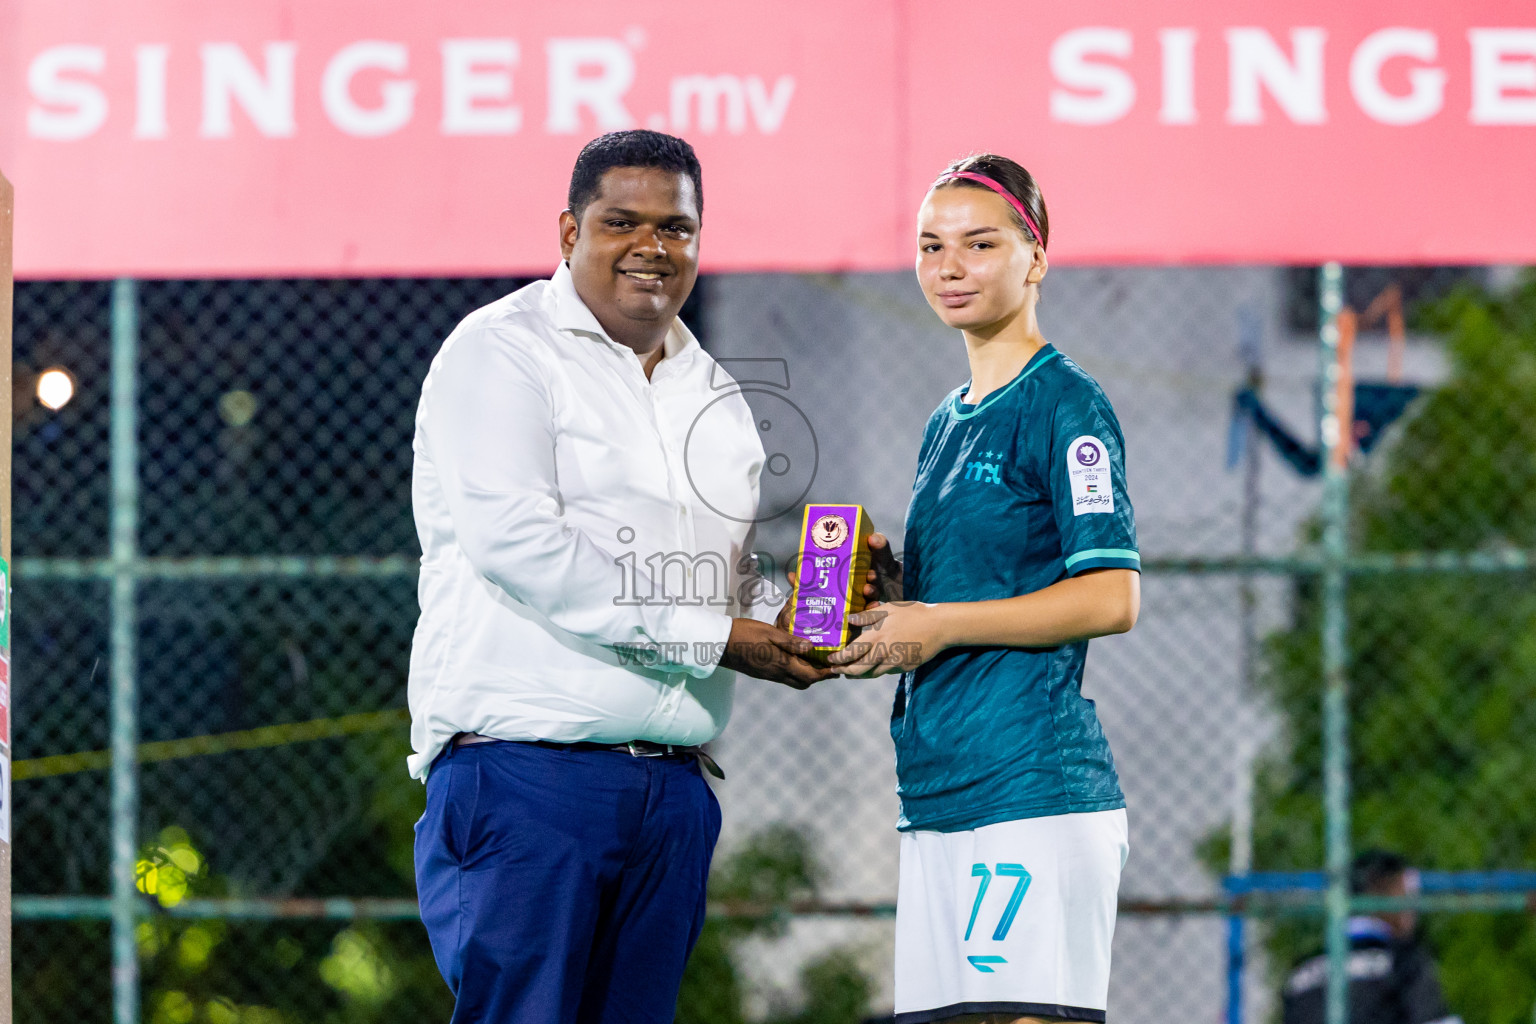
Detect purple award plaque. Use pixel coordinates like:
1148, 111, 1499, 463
789, 504, 873, 657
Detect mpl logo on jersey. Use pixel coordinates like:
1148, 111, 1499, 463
962, 450, 1005, 485
1068, 435, 1113, 515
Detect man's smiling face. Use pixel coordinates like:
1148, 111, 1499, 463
561, 166, 701, 350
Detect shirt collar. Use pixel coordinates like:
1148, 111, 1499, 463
550, 261, 699, 363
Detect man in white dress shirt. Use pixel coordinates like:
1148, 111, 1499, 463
410, 131, 831, 1023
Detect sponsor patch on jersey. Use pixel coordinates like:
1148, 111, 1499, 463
1067, 436, 1113, 516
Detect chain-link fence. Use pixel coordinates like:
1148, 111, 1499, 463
11, 264, 1535, 1023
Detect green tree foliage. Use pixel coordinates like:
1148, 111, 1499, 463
676, 824, 874, 1024
1251, 272, 1536, 1023
15, 728, 874, 1023
122, 786, 453, 1024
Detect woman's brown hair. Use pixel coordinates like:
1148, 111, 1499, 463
932, 153, 1049, 250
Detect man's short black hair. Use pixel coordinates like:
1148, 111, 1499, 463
1351, 849, 1409, 894
567, 130, 703, 223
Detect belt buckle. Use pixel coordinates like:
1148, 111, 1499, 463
627, 741, 668, 758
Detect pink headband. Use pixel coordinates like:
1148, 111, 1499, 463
937, 171, 1046, 250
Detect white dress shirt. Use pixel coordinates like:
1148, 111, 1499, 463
407, 263, 772, 778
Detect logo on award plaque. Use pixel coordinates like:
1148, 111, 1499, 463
812, 514, 849, 550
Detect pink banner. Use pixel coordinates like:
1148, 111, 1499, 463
2, 0, 1533, 277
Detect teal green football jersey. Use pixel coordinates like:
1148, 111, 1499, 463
892, 344, 1139, 833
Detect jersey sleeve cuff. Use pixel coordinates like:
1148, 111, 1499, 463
1064, 548, 1141, 575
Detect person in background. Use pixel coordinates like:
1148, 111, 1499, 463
1282, 850, 1462, 1024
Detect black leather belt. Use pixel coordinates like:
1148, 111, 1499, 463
453, 733, 724, 779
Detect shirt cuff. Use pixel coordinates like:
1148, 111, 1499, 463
663, 605, 735, 677
741, 575, 788, 625
1064, 548, 1141, 576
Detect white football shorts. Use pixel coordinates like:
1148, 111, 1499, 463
893, 808, 1129, 1023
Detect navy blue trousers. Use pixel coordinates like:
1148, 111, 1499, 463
415, 740, 721, 1024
